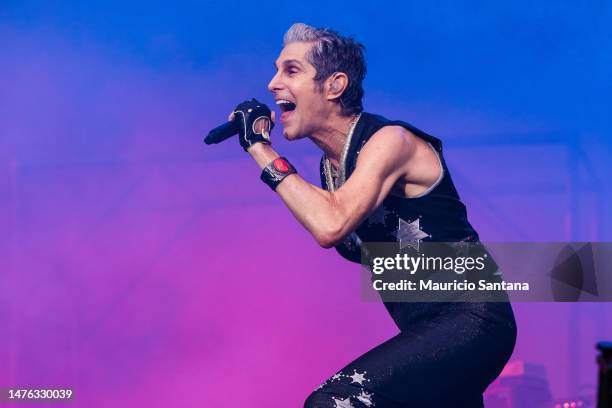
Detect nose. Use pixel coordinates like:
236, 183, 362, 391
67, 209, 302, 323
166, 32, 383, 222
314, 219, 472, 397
268, 71, 282, 93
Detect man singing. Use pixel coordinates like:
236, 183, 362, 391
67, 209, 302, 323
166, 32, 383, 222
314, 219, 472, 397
226, 23, 516, 408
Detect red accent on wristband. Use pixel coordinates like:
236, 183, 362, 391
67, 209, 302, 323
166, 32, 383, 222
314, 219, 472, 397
273, 158, 290, 173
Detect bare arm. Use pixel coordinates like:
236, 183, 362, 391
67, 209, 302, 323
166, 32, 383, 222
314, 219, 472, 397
248, 126, 416, 248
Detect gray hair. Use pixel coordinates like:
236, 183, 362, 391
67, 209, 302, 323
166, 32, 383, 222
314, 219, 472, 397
283, 23, 366, 116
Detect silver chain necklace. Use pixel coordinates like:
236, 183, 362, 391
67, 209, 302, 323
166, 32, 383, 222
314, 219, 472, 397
323, 113, 362, 191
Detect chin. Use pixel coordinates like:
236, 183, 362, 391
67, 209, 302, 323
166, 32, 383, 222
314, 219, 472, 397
282, 127, 300, 141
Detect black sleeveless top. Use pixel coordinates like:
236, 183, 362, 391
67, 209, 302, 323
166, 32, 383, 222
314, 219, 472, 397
319, 112, 479, 263
318, 112, 516, 333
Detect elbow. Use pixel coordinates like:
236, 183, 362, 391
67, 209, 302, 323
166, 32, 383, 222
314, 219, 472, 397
315, 223, 344, 249
314, 196, 350, 249
317, 236, 337, 249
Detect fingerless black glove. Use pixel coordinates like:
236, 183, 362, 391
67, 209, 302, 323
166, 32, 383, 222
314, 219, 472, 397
233, 98, 274, 151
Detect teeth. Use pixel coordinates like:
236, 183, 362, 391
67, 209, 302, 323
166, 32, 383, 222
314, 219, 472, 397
276, 99, 293, 105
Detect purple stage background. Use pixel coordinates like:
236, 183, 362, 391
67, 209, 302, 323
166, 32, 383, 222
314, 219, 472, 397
1, 2, 611, 407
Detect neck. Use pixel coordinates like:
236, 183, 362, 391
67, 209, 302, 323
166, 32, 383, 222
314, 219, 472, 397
310, 111, 359, 167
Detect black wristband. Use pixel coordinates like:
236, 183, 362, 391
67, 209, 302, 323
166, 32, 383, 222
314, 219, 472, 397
260, 157, 297, 191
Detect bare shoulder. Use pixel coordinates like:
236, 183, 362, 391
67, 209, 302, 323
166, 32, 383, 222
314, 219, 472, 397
372, 124, 418, 143
357, 125, 417, 167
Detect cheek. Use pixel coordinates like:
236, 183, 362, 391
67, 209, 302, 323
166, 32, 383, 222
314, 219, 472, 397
296, 93, 315, 115
294, 79, 318, 107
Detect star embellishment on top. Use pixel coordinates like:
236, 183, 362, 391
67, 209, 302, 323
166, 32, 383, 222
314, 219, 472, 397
393, 217, 430, 251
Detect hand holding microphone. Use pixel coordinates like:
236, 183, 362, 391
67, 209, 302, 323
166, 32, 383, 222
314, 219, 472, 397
204, 98, 275, 152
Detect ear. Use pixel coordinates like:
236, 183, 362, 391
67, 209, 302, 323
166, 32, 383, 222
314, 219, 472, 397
326, 72, 349, 101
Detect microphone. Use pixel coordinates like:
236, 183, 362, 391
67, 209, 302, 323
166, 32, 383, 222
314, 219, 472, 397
204, 120, 240, 145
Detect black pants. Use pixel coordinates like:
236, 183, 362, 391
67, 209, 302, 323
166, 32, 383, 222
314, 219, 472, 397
304, 302, 516, 408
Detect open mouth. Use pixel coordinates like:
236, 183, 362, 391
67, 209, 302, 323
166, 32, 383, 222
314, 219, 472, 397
276, 99, 297, 113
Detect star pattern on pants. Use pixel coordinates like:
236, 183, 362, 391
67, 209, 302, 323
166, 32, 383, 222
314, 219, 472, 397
350, 370, 367, 385
333, 397, 354, 408
317, 369, 376, 407
357, 390, 374, 407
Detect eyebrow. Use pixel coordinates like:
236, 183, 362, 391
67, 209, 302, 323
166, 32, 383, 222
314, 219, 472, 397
274, 59, 305, 70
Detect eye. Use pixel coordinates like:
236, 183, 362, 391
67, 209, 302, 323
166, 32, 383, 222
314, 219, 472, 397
287, 66, 299, 76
